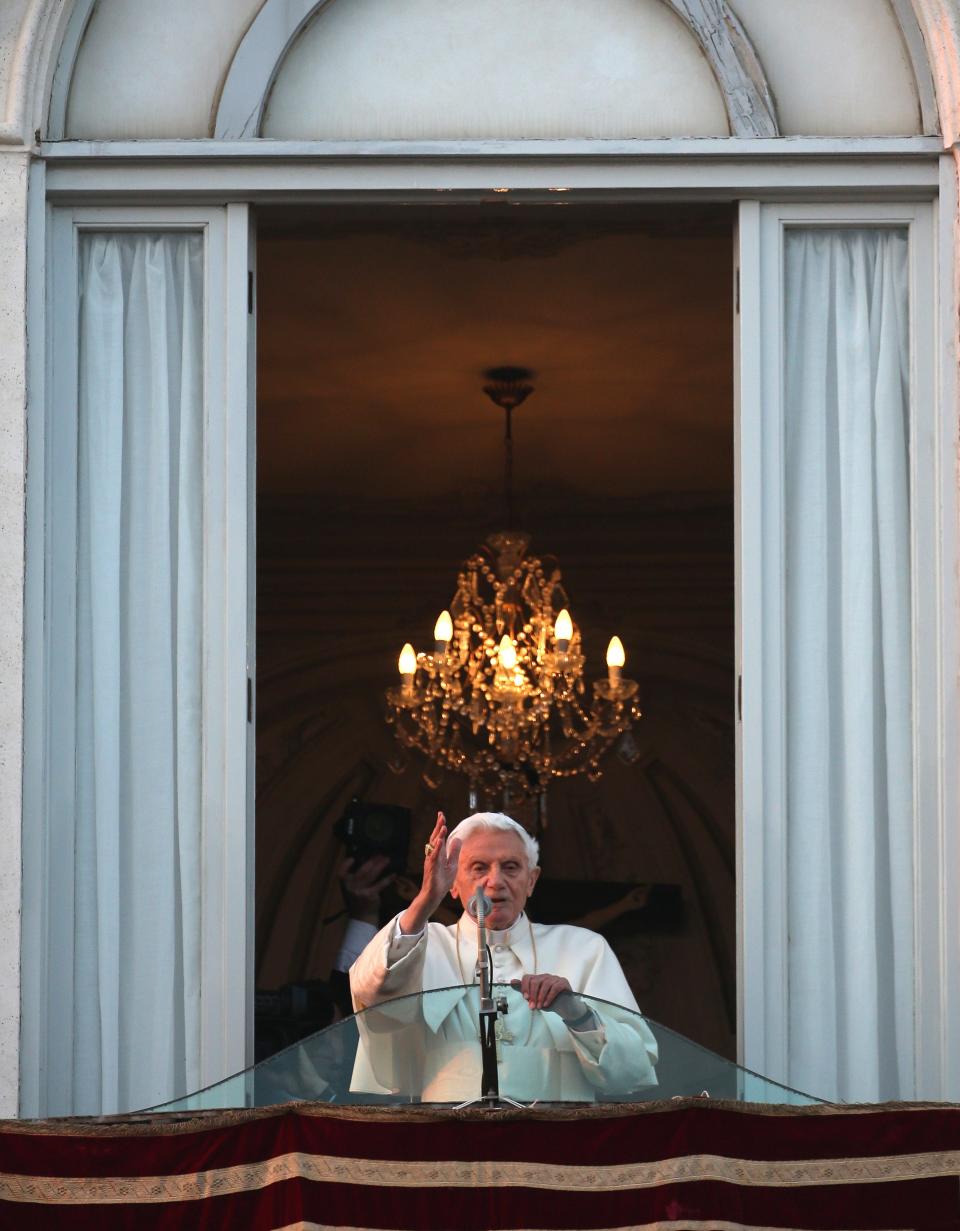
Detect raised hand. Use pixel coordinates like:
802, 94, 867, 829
398, 811, 462, 935
421, 811, 462, 902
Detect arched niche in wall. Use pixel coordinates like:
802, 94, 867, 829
48, 0, 265, 141
729, 0, 933, 136
219, 0, 773, 140
230, 0, 772, 139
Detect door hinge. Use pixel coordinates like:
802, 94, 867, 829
737, 672, 742, 722
247, 675, 253, 723
247, 270, 254, 314
734, 267, 740, 315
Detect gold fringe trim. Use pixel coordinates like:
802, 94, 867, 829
3, 1147, 960, 1206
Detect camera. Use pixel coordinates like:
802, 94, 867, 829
334, 798, 411, 874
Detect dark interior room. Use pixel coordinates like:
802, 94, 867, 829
254, 202, 736, 1059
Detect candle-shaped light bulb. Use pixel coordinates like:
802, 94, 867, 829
498, 635, 518, 671
554, 608, 573, 654
398, 642, 417, 693
606, 635, 625, 688
434, 609, 453, 655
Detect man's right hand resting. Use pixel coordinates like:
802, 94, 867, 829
398, 811, 462, 935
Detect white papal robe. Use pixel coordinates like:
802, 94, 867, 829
349, 911, 658, 1102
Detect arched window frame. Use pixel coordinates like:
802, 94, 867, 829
40, 0, 942, 142
12, 0, 959, 1115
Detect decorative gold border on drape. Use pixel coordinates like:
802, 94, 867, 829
3, 1147, 960, 1206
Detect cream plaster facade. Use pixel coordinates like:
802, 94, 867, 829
1, 0, 959, 1117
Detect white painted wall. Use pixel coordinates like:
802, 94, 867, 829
66, 0, 264, 139
0, 149, 27, 1118
0, 2, 32, 104
262, 0, 728, 139
730, 0, 921, 136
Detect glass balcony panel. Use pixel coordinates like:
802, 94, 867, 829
150, 985, 821, 1111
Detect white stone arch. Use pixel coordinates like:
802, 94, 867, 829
0, 0, 79, 145
213, 0, 779, 139
890, 0, 941, 134
910, 0, 960, 142
18, 0, 954, 144
42, 0, 97, 146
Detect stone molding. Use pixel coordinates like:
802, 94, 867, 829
0, 0, 69, 146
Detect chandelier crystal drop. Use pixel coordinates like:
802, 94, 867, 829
385, 369, 641, 808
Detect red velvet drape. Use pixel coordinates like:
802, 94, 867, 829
2, 1099, 959, 1230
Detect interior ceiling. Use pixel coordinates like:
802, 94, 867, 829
257, 203, 734, 505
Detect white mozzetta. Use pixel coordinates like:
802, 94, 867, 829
0, 150, 27, 1117
262, 0, 729, 140
729, 0, 921, 136
65, 0, 264, 139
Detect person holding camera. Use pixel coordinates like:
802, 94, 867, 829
327, 853, 396, 1016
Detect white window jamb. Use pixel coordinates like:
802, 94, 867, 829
736, 198, 946, 1099
20, 203, 254, 1115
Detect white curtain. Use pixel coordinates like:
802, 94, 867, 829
784, 227, 913, 1103
67, 232, 204, 1114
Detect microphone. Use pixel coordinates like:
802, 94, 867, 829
467, 887, 492, 923
468, 887, 493, 1011
465, 884, 517, 1105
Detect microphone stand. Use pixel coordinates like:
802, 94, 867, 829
455, 888, 525, 1110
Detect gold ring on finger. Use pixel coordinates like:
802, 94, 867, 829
424, 841, 435, 856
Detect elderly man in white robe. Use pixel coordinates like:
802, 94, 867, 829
349, 811, 658, 1102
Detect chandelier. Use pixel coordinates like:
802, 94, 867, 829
385, 367, 640, 810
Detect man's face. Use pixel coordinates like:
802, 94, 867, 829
451, 829, 540, 931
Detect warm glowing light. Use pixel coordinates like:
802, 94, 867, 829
554, 608, 573, 643
606, 636, 626, 669
383, 413, 641, 798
